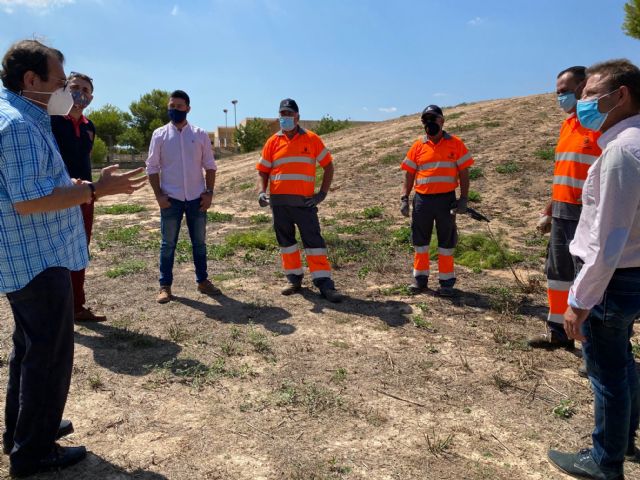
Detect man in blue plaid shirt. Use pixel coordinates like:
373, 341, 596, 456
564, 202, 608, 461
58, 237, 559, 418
0, 40, 146, 478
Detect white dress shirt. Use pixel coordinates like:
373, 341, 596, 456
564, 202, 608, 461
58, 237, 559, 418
569, 114, 640, 310
145, 122, 217, 202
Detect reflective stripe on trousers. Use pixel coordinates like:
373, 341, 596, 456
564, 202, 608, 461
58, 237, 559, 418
438, 247, 455, 282
413, 245, 430, 279
547, 279, 572, 324
280, 244, 303, 276
305, 247, 332, 280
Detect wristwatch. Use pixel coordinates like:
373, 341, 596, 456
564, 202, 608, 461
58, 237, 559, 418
204, 188, 214, 195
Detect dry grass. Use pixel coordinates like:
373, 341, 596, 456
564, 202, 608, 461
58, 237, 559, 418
0, 93, 637, 479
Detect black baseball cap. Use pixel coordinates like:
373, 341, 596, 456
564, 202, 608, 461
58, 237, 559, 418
421, 104, 444, 121
279, 98, 299, 113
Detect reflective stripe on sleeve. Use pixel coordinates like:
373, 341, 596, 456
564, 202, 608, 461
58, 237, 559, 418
555, 151, 598, 165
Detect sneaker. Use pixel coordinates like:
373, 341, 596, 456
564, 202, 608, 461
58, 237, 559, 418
10, 444, 87, 478
157, 286, 172, 304
527, 331, 575, 350
197, 279, 222, 296
321, 288, 344, 303
74, 307, 106, 323
281, 283, 302, 296
407, 282, 428, 295
548, 448, 623, 480
4, 419, 74, 455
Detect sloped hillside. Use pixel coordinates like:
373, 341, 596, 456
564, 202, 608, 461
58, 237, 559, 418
1, 94, 636, 480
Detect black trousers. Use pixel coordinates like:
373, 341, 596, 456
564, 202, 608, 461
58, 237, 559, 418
545, 217, 579, 337
272, 205, 334, 290
4, 267, 74, 470
411, 191, 458, 287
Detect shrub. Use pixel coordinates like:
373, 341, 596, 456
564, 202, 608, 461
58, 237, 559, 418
91, 136, 108, 165
314, 115, 351, 135
234, 118, 271, 153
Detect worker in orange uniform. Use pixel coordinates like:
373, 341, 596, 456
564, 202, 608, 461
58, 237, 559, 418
528, 66, 601, 350
256, 98, 343, 303
400, 105, 474, 296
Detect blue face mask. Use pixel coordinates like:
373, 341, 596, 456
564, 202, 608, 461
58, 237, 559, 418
279, 116, 295, 131
576, 90, 620, 132
557, 92, 577, 113
168, 108, 188, 124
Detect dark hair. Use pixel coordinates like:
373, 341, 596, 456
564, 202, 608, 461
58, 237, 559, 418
587, 59, 640, 109
557, 66, 587, 83
0, 39, 64, 92
68, 71, 93, 92
170, 90, 190, 106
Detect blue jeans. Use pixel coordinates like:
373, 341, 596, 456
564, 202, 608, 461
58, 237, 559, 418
581, 267, 640, 474
4, 267, 74, 470
159, 197, 208, 286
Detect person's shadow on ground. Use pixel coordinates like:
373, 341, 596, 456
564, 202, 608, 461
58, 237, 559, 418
32, 451, 169, 479
75, 322, 183, 376
173, 292, 295, 335
299, 288, 412, 327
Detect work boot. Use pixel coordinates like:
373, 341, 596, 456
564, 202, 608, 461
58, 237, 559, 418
281, 283, 302, 296
321, 288, 344, 303
74, 307, 106, 323
407, 282, 428, 295
527, 331, 575, 350
548, 449, 623, 479
197, 279, 221, 296
157, 286, 172, 304
437, 286, 456, 297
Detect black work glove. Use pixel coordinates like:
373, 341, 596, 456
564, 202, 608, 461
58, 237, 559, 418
258, 192, 270, 207
305, 191, 327, 207
454, 197, 468, 214
400, 195, 410, 217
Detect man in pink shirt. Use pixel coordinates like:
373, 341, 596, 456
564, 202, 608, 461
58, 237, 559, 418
146, 90, 219, 303
548, 59, 640, 480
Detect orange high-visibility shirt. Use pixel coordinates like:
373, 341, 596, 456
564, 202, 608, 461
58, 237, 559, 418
552, 115, 601, 205
401, 132, 474, 194
256, 128, 332, 197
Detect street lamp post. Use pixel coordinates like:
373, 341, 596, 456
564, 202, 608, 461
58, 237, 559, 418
223, 108, 228, 147
231, 99, 238, 129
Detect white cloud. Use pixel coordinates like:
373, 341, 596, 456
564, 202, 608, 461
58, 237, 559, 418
362, 107, 368, 111
433, 92, 449, 98
0, 0, 74, 14
378, 107, 397, 113
170, 4, 179, 15
467, 16, 486, 26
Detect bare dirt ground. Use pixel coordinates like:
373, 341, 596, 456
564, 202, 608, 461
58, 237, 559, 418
1, 93, 639, 479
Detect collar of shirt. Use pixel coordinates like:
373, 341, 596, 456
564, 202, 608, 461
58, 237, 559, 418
63, 114, 89, 137
276, 127, 307, 137
169, 121, 191, 133
598, 113, 640, 149
0, 87, 50, 129
421, 131, 452, 144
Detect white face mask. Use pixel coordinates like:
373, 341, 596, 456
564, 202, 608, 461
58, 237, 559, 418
22, 87, 74, 116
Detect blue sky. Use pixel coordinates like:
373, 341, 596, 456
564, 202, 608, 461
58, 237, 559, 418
0, 0, 638, 131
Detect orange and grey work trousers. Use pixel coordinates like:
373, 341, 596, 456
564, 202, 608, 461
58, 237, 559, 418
545, 217, 579, 339
272, 205, 334, 291
411, 191, 457, 288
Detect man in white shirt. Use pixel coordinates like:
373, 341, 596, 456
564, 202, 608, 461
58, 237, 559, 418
146, 90, 219, 303
548, 59, 640, 480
